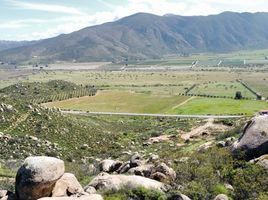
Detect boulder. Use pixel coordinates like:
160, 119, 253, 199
224, 183, 234, 191
0, 191, 7, 198
214, 194, 228, 200
150, 172, 167, 182
148, 154, 159, 162
38, 194, 103, 200
155, 163, 176, 181
249, 154, 268, 170
98, 159, 122, 173
232, 116, 268, 159
87, 173, 167, 192
130, 153, 144, 168
128, 164, 154, 177
84, 186, 96, 194
116, 161, 131, 174
52, 173, 83, 197
15, 156, 65, 200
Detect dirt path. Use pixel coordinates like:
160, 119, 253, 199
171, 96, 196, 110
180, 118, 230, 140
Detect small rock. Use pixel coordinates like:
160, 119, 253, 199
155, 163, 176, 181
216, 141, 226, 148
84, 186, 96, 194
80, 144, 89, 150
116, 161, 131, 174
224, 183, 234, 191
130, 153, 144, 168
150, 172, 167, 182
148, 154, 159, 162
214, 194, 228, 200
128, 164, 154, 177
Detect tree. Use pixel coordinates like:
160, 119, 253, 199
235, 91, 243, 99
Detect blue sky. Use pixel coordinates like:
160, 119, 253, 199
1, 0, 268, 41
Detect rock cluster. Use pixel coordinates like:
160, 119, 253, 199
1, 156, 103, 200
97, 153, 176, 182
0, 103, 17, 113
0, 156, 190, 200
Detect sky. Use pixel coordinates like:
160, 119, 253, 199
1, 0, 268, 41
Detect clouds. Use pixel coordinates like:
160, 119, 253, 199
7, 0, 85, 15
2, 0, 268, 41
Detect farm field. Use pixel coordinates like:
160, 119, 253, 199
189, 81, 256, 98
44, 90, 268, 115
0, 70, 249, 88
168, 97, 268, 115
241, 76, 268, 98
44, 90, 190, 113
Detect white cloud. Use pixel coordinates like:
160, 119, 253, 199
0, 19, 47, 29
4, 0, 268, 40
7, 0, 85, 15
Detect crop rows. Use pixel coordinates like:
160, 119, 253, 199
31, 88, 97, 104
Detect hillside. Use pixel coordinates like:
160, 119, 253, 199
1, 12, 268, 63
0, 40, 36, 52
0, 81, 268, 200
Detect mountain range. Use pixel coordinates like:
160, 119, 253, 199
0, 40, 36, 52
1, 12, 268, 63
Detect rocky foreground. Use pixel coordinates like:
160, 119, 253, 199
1, 116, 268, 200
0, 155, 188, 200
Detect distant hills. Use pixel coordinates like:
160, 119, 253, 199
1, 12, 268, 63
0, 40, 36, 52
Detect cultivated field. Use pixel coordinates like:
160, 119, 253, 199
1, 50, 268, 116
169, 97, 268, 115
44, 90, 190, 113
44, 90, 268, 115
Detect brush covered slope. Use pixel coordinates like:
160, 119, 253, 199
0, 81, 268, 200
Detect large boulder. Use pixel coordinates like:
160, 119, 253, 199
15, 156, 65, 200
232, 116, 268, 159
52, 173, 83, 197
87, 173, 167, 192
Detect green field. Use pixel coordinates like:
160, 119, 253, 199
169, 97, 268, 115
1, 70, 268, 98
44, 90, 268, 115
189, 81, 256, 98
44, 90, 190, 113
